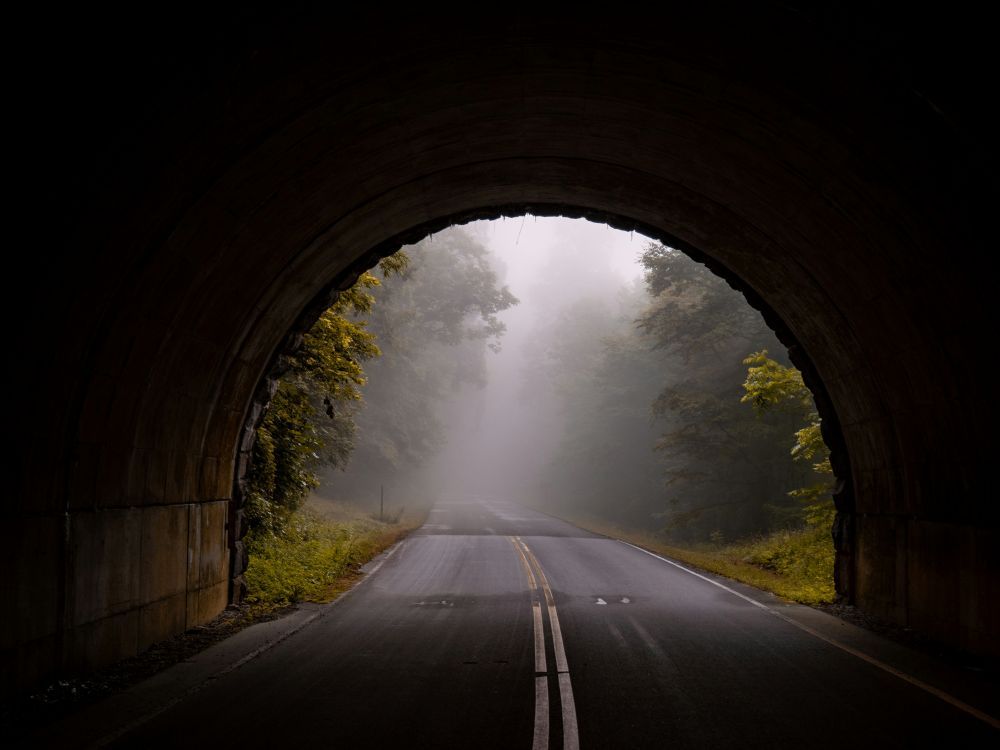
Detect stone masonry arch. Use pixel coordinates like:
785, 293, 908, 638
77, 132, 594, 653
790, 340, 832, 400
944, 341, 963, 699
5, 6, 996, 696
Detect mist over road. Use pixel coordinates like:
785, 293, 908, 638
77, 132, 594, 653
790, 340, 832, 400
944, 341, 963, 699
113, 499, 995, 748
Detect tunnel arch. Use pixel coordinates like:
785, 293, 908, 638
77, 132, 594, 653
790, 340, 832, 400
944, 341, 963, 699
233, 204, 857, 604
8, 8, 997, 695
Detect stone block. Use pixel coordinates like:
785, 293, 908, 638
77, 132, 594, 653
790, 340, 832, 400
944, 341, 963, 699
854, 514, 907, 624
126, 449, 148, 504
907, 520, 999, 657
906, 519, 960, 643
187, 503, 202, 590
174, 338, 222, 399
198, 501, 230, 588
66, 610, 139, 672
231, 540, 247, 577
145, 450, 168, 503
195, 580, 229, 627
963, 526, 1000, 657
186, 590, 201, 629
68, 509, 141, 626
138, 592, 187, 651
171, 452, 199, 506
140, 504, 189, 605
0, 516, 61, 650
233, 509, 248, 542
199, 456, 219, 501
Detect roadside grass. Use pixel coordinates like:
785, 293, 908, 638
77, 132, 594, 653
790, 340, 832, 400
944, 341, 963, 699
559, 514, 835, 605
244, 503, 426, 608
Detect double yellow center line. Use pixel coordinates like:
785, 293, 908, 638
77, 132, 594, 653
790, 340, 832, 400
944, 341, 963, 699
509, 536, 580, 750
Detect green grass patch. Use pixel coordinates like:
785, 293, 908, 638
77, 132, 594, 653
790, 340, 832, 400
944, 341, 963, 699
244, 506, 424, 607
559, 515, 835, 605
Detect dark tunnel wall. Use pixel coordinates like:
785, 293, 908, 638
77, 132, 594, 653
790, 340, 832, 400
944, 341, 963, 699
4, 7, 997, 695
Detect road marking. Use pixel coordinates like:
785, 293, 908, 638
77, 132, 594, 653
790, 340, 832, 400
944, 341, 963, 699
607, 622, 628, 649
534, 676, 550, 750
558, 673, 579, 747
508, 537, 547, 672
518, 538, 580, 750
508, 536, 548, 750
629, 617, 669, 662
533, 603, 548, 674
619, 540, 1000, 730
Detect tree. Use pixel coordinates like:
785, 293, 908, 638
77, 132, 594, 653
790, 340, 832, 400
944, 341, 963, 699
318, 226, 518, 500
741, 351, 835, 527
635, 243, 810, 540
525, 282, 671, 527
244, 254, 406, 536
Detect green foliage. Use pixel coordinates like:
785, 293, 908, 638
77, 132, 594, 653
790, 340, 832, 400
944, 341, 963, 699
741, 351, 811, 412
528, 242, 826, 542
528, 238, 836, 600
636, 243, 809, 539
244, 254, 407, 536
639, 244, 769, 362
243, 508, 413, 606
568, 515, 834, 605
245, 383, 323, 535
741, 350, 835, 528
727, 525, 835, 603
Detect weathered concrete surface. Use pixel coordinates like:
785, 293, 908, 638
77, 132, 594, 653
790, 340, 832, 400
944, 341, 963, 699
4, 6, 998, 695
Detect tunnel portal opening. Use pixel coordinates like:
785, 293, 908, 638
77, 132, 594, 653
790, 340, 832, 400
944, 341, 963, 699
234, 211, 854, 613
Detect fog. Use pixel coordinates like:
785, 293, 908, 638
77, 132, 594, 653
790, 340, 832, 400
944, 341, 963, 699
315, 215, 812, 540
416, 218, 646, 501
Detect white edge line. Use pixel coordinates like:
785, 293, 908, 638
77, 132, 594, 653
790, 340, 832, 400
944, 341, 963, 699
95, 538, 410, 746
619, 539, 1000, 730
620, 541, 769, 608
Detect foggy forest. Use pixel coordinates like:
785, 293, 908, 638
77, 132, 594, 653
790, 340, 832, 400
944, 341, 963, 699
241, 217, 835, 607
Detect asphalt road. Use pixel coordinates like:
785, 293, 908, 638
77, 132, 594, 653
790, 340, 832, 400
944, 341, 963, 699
110, 498, 997, 748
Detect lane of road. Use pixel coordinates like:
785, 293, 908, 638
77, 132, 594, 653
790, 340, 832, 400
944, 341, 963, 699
106, 498, 996, 748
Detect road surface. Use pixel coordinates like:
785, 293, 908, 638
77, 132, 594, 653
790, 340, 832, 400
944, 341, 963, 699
107, 498, 997, 748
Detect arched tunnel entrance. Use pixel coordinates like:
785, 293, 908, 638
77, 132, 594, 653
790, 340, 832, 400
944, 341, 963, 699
6, 8, 997, 696
233, 206, 857, 605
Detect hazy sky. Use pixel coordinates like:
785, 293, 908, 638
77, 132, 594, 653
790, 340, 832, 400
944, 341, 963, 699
319, 215, 658, 506
468, 215, 648, 294
410, 217, 654, 500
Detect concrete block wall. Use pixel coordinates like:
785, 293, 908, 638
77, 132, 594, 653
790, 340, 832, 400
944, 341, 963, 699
1, 502, 228, 695
855, 517, 1000, 657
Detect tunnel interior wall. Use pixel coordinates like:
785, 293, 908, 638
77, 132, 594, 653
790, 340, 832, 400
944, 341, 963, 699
5, 7, 998, 697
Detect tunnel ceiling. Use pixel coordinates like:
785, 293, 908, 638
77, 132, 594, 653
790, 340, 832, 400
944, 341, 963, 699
20, 7, 993, 517
6, 6, 998, 690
